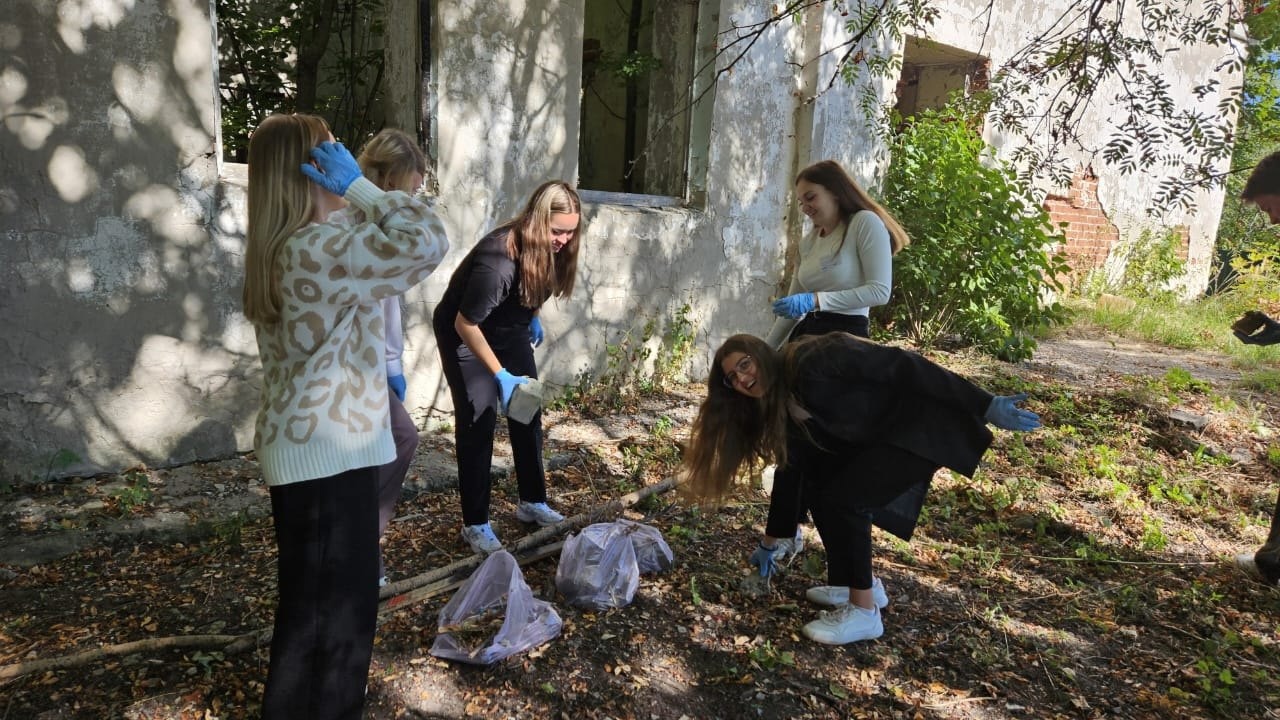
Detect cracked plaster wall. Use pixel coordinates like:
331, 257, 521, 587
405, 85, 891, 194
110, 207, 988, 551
0, 0, 1244, 482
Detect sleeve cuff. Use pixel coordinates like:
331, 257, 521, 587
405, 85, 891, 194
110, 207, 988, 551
342, 176, 384, 213
385, 359, 404, 376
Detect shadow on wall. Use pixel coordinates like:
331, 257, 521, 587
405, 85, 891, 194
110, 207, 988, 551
433, 1, 782, 395
0, 1, 259, 483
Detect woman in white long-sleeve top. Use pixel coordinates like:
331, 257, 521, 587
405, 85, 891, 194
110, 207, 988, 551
764, 159, 910, 348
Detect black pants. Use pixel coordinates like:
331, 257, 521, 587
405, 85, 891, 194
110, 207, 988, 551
804, 445, 938, 590
262, 467, 380, 720
771, 312, 871, 531
435, 325, 547, 526
790, 311, 869, 341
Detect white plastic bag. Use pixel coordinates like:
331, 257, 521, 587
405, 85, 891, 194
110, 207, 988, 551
555, 520, 673, 609
625, 520, 674, 574
430, 550, 562, 665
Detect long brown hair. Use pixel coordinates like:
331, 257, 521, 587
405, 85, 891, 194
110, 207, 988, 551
243, 113, 331, 325
796, 159, 910, 255
500, 181, 582, 308
679, 334, 790, 503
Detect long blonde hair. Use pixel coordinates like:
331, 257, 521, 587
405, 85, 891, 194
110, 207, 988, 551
242, 113, 332, 325
796, 160, 910, 255
500, 180, 582, 308
356, 128, 428, 193
679, 335, 790, 503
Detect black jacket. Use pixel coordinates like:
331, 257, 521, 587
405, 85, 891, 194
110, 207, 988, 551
769, 335, 995, 540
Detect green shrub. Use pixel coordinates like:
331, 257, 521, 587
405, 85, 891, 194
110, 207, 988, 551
880, 101, 1071, 361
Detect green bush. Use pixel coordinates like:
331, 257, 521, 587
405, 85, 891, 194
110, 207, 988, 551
880, 103, 1071, 361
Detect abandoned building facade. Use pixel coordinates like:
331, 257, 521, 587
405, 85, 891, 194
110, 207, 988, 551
0, 0, 1244, 480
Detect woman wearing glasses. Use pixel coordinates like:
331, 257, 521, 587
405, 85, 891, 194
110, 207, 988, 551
432, 181, 583, 555
680, 332, 1040, 645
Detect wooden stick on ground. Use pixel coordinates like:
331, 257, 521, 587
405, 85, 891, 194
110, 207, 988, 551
0, 477, 679, 682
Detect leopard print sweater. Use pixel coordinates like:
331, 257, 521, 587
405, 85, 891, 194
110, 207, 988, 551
252, 177, 450, 486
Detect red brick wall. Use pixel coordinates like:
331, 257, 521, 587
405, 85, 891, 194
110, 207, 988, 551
1043, 167, 1118, 278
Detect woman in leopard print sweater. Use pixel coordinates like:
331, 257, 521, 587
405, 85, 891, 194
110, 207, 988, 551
242, 114, 449, 720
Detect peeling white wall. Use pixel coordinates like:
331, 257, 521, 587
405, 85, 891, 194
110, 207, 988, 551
2, 0, 256, 482
925, 0, 1243, 295
0, 0, 1245, 482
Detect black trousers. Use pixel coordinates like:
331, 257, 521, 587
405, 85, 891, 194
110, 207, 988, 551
789, 311, 870, 341
435, 325, 547, 526
806, 445, 937, 590
772, 312, 871, 530
262, 467, 380, 720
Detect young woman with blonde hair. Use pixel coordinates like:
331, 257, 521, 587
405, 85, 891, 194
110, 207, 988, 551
681, 332, 1039, 645
432, 180, 582, 554
333, 128, 432, 587
243, 114, 449, 719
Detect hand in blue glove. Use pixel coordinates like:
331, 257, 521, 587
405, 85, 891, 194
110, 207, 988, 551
771, 293, 816, 319
1235, 314, 1280, 346
984, 392, 1042, 431
494, 368, 530, 414
300, 141, 362, 196
529, 317, 545, 348
749, 542, 782, 578
387, 374, 406, 402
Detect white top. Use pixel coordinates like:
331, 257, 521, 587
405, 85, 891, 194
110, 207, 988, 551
252, 178, 450, 486
765, 210, 893, 348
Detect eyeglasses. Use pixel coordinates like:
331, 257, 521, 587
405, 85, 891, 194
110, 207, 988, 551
722, 355, 754, 389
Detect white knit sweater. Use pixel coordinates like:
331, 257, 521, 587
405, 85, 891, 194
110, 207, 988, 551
252, 178, 449, 486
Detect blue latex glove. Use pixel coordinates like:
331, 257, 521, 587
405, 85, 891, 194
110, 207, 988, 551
387, 374, 406, 402
529, 317, 545, 348
300, 141, 362, 196
771, 293, 816, 319
494, 368, 529, 413
984, 393, 1042, 431
749, 542, 781, 578
1235, 314, 1280, 346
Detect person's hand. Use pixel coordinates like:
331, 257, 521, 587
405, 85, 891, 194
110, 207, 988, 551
494, 368, 529, 413
387, 374, 406, 402
529, 317, 545, 348
300, 141, 362, 196
771, 293, 816, 319
1235, 315, 1280, 346
984, 393, 1041, 431
749, 542, 782, 578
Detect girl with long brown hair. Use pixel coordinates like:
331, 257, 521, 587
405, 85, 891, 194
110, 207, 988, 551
432, 180, 583, 554
682, 333, 1039, 645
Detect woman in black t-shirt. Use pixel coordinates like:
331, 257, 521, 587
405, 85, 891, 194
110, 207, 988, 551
432, 181, 583, 555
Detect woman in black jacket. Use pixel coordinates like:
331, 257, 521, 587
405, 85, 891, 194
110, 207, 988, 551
680, 332, 1040, 645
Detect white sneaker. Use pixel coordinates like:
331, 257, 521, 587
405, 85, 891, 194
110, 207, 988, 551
802, 603, 884, 645
805, 576, 889, 609
515, 501, 564, 527
461, 523, 503, 554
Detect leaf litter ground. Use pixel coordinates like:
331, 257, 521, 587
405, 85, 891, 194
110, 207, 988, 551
2, 329, 1279, 719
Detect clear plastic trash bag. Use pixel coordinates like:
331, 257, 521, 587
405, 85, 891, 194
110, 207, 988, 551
430, 550, 562, 665
555, 520, 673, 609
